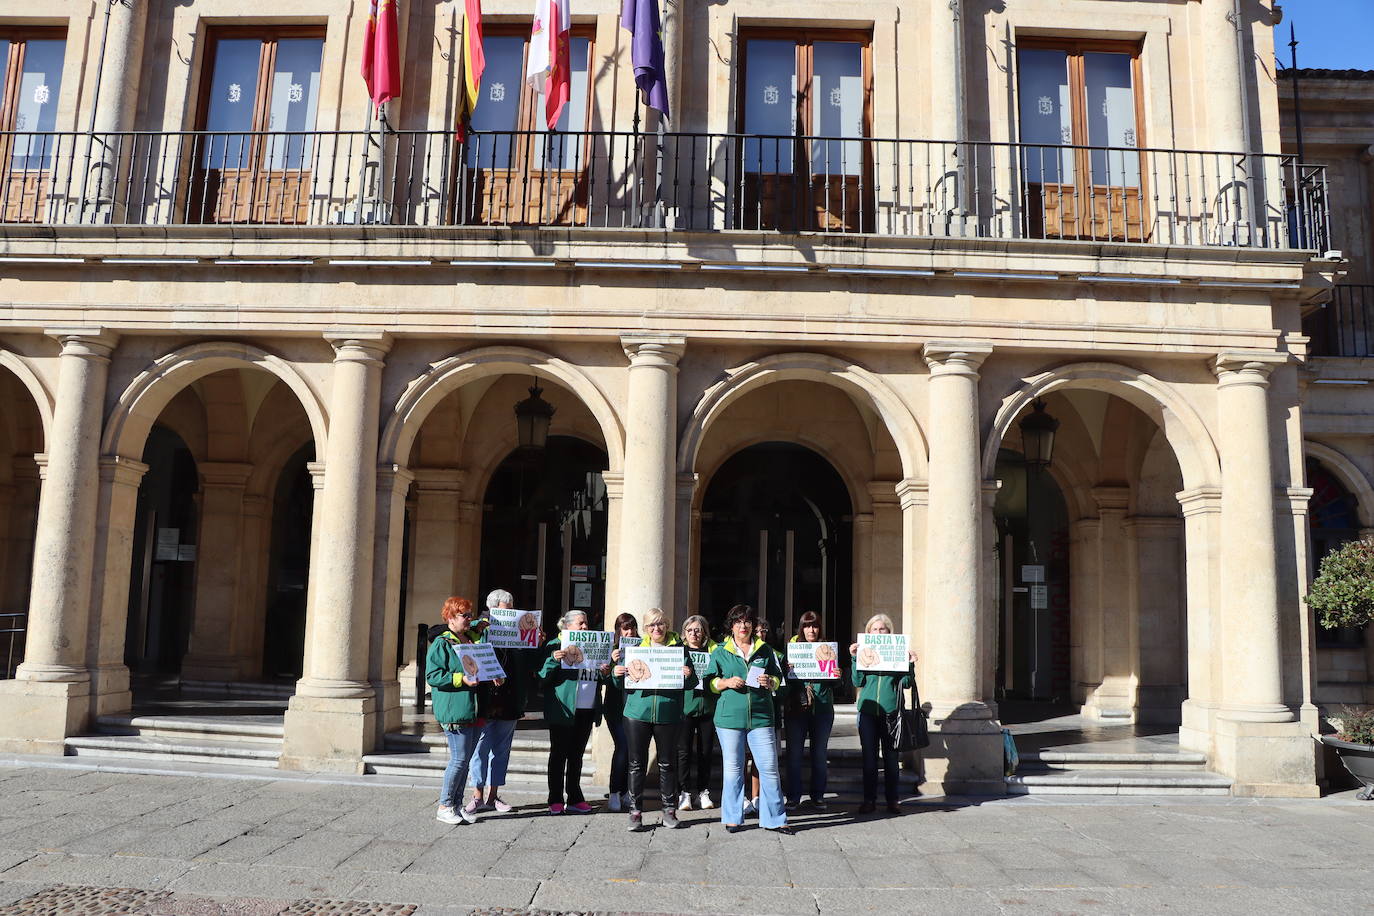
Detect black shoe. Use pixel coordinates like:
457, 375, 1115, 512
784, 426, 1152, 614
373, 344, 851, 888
857, 801, 876, 814
886, 803, 902, 815
767, 825, 796, 836
725, 824, 742, 834
810, 798, 828, 812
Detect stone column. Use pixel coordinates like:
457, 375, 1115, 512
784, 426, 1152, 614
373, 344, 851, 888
1069, 516, 1102, 706
1082, 486, 1136, 720
87, 455, 148, 718
617, 336, 684, 616
371, 463, 414, 741
1210, 352, 1316, 796
1130, 516, 1186, 725
852, 511, 875, 632
927, 0, 968, 229
80, 0, 150, 222
920, 341, 1002, 794
1177, 485, 1222, 750
454, 499, 480, 602
281, 334, 389, 773
2, 456, 41, 614
0, 331, 116, 753
182, 461, 255, 681
1200, 0, 1253, 237
894, 479, 924, 642
673, 473, 696, 618
405, 468, 465, 673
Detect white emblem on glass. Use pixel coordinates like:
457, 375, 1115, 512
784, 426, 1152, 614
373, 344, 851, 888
1060, 126, 1072, 144
1123, 128, 1136, 147
1102, 98, 1109, 117
33, 84, 50, 106
288, 83, 304, 104
829, 86, 843, 108
1037, 95, 1052, 116
228, 83, 243, 104
14, 113, 25, 130
490, 81, 506, 102
762, 85, 780, 105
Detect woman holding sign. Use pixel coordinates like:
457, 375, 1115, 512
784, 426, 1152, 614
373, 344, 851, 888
706, 604, 793, 835
849, 613, 917, 815
677, 614, 717, 811
603, 612, 639, 812
612, 607, 695, 830
465, 588, 531, 816
784, 611, 838, 811
426, 597, 504, 825
540, 610, 612, 814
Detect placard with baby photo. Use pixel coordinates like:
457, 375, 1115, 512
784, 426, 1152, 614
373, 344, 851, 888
451, 642, 507, 682
787, 641, 841, 680
622, 646, 685, 689
561, 629, 615, 670
855, 632, 910, 672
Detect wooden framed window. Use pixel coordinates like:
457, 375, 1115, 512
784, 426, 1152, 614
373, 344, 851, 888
1016, 38, 1146, 241
0, 29, 66, 223
461, 26, 595, 226
189, 27, 324, 224
735, 29, 873, 232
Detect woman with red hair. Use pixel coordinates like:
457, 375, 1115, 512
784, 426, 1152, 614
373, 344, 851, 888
427, 596, 503, 825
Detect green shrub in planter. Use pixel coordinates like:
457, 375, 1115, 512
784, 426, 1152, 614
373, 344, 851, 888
1332, 706, 1374, 746
1306, 537, 1374, 631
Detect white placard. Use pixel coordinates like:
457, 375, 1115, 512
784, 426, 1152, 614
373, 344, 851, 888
1021, 564, 1045, 583
155, 527, 180, 561
1030, 585, 1048, 609
787, 642, 840, 680
573, 583, 593, 607
451, 642, 507, 682
623, 646, 685, 689
745, 665, 773, 688
687, 649, 710, 692
561, 630, 614, 670
487, 608, 543, 649
855, 633, 910, 672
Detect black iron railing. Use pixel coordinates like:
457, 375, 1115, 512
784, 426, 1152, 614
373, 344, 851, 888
1, 611, 24, 679
0, 129, 1330, 251
1314, 284, 1374, 357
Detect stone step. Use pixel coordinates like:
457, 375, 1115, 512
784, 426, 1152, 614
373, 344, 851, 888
93, 714, 284, 743
65, 733, 282, 768
362, 751, 595, 780
1006, 769, 1233, 796
1020, 750, 1208, 771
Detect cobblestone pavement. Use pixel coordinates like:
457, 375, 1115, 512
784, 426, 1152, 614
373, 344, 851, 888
1, 759, 1372, 915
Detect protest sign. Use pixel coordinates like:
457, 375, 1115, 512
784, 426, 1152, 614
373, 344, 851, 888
787, 642, 841, 680
451, 642, 507, 682
623, 646, 685, 689
855, 632, 910, 672
486, 608, 543, 649
561, 629, 615, 671
687, 649, 710, 691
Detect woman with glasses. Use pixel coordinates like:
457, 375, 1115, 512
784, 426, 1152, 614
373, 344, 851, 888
427, 596, 503, 825
676, 614, 717, 811
705, 604, 793, 835
849, 613, 918, 815
603, 612, 638, 812
611, 608, 695, 830
540, 609, 612, 814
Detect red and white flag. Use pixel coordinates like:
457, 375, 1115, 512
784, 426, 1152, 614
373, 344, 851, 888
361, 0, 402, 108
526, 0, 570, 129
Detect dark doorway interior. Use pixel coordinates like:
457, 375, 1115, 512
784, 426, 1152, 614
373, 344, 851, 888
698, 442, 852, 644
480, 436, 610, 631
126, 425, 199, 675
1308, 456, 1364, 648
262, 445, 314, 680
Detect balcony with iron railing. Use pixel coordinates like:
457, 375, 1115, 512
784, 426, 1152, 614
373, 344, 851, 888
0, 128, 1330, 253
1310, 284, 1374, 358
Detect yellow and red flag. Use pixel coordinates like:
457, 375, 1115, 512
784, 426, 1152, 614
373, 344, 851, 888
457, 0, 485, 135
361, 0, 402, 108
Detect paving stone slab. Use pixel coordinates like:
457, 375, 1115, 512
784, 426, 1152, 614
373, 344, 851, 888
335, 842, 429, 875
167, 864, 351, 901
0, 853, 192, 891
256, 832, 375, 871
532, 878, 818, 916
346, 872, 536, 910
192, 835, 296, 866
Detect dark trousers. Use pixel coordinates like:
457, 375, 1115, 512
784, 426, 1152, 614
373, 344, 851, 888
857, 710, 900, 805
785, 704, 834, 803
606, 715, 629, 794
676, 712, 716, 795
625, 717, 680, 812
547, 710, 595, 805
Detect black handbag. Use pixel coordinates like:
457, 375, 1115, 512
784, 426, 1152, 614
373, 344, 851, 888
889, 682, 931, 752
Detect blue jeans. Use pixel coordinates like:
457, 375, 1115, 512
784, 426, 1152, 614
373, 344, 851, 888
716, 725, 787, 829
785, 704, 834, 803
468, 718, 518, 790
606, 715, 629, 794
857, 711, 900, 805
440, 724, 479, 809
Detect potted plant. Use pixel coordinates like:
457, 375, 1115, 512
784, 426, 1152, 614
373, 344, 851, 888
1306, 537, 1374, 799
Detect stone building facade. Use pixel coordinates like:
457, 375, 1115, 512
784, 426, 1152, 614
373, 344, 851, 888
0, 0, 1360, 797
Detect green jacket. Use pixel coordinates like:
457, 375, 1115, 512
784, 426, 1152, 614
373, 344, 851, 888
783, 635, 838, 709
682, 640, 718, 718
538, 636, 609, 725
425, 630, 481, 727
617, 633, 698, 724
852, 663, 914, 716
706, 638, 783, 730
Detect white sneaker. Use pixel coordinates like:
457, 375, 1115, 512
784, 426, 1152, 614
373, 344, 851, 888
436, 806, 463, 825
459, 806, 477, 825
678, 791, 693, 811
743, 797, 758, 817
698, 790, 714, 810
608, 792, 622, 813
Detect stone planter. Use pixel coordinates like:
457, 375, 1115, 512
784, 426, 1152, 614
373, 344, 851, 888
1322, 735, 1374, 800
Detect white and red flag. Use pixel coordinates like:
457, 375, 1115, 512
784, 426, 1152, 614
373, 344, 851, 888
526, 0, 571, 129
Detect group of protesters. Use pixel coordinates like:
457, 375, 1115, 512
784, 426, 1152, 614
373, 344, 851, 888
426, 590, 919, 833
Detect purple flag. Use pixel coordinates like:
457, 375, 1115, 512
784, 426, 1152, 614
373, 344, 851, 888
621, 0, 669, 119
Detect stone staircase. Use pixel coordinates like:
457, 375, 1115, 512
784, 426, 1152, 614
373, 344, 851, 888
65, 709, 285, 768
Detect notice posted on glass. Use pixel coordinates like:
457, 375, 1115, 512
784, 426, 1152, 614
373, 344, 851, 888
787, 642, 840, 680
451, 642, 507, 682
622, 646, 685, 690
855, 632, 910, 672
561, 629, 615, 671
486, 608, 543, 649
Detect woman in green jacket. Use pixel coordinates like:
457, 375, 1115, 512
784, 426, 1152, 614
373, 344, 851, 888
785, 611, 838, 811
539, 610, 611, 814
604, 612, 639, 812
611, 607, 696, 830
426, 597, 504, 825
676, 614, 717, 811
705, 604, 793, 835
849, 613, 918, 814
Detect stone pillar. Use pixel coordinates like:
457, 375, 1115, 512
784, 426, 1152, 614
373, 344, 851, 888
371, 463, 414, 741
1130, 516, 1186, 725
1177, 485, 1223, 750
81, 0, 150, 222
281, 335, 389, 773
617, 336, 684, 616
673, 473, 696, 619
852, 511, 875, 632
405, 468, 465, 673
182, 461, 255, 681
1082, 486, 1136, 720
87, 455, 148, 717
1210, 352, 1316, 796
1200, 0, 1253, 236
894, 479, 924, 642
920, 341, 1002, 794
299, 460, 327, 679
926, 0, 967, 229
2, 457, 41, 614
0, 331, 116, 753
454, 499, 480, 602
601, 472, 624, 619
1069, 516, 1102, 706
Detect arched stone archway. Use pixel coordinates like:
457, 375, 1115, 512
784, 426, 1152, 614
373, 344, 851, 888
1304, 441, 1374, 530
0, 359, 47, 678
